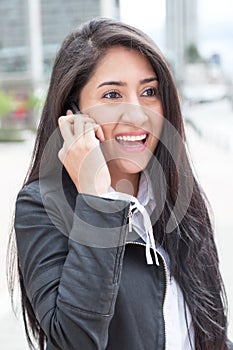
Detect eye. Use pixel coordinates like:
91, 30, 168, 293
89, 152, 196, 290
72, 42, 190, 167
142, 87, 159, 97
103, 90, 121, 99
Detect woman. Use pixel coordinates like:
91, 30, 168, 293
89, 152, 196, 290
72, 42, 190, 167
11, 17, 232, 349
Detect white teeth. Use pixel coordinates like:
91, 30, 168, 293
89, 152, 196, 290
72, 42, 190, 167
116, 134, 147, 141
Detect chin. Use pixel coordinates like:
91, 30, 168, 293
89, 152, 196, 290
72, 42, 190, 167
108, 158, 149, 175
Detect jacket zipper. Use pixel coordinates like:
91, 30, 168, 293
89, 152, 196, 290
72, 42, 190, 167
157, 249, 169, 350
127, 205, 133, 232
126, 240, 169, 349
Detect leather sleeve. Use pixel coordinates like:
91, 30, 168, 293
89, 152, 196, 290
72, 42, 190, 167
15, 181, 130, 349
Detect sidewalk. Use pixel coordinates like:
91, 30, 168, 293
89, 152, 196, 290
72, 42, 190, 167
0, 139, 33, 349
0, 106, 232, 347
186, 99, 233, 338
187, 128, 233, 308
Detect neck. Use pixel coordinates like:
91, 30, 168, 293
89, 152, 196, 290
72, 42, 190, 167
110, 170, 140, 197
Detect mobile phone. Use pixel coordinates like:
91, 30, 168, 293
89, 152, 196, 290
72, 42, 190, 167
70, 102, 80, 114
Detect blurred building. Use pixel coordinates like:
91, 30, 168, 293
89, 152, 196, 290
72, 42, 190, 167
166, 0, 198, 85
0, 0, 120, 92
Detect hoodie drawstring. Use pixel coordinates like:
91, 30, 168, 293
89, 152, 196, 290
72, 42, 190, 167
130, 201, 159, 266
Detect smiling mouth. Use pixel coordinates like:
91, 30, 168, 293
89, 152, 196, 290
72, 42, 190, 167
115, 134, 148, 144
114, 133, 149, 152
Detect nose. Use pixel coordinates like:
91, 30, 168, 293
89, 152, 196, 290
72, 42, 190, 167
120, 103, 148, 126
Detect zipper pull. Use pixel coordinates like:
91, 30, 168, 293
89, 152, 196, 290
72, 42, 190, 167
128, 207, 132, 232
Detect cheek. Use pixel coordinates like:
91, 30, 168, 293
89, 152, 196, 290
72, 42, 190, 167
148, 136, 159, 155
150, 112, 164, 140
100, 124, 116, 140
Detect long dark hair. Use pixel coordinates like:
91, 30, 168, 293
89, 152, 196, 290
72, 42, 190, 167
9, 17, 228, 349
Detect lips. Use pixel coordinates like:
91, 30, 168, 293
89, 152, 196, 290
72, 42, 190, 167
115, 132, 149, 152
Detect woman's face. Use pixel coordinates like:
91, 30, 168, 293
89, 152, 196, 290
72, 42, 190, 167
79, 46, 164, 179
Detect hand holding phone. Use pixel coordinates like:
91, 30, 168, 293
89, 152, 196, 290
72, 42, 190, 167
68, 103, 105, 141
58, 105, 111, 195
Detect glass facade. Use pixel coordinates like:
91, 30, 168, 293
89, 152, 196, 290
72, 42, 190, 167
166, 0, 198, 83
0, 0, 118, 78
41, 0, 100, 74
0, 0, 29, 73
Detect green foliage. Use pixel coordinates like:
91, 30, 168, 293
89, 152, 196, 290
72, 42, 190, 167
0, 128, 25, 142
27, 94, 41, 109
0, 91, 14, 118
186, 43, 203, 63
0, 90, 42, 140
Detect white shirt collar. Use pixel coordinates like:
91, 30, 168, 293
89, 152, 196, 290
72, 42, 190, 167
107, 171, 158, 265
109, 170, 155, 213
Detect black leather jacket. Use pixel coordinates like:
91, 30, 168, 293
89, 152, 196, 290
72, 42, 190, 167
15, 178, 233, 350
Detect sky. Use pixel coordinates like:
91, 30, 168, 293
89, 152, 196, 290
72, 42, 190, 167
120, 0, 165, 49
120, 0, 233, 76
198, 0, 233, 75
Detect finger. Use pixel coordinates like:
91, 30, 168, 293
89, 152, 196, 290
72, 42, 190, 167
58, 114, 75, 126
93, 124, 105, 142
72, 114, 85, 140
73, 115, 97, 138
58, 109, 76, 127
58, 115, 75, 141
58, 147, 65, 163
58, 110, 79, 129
84, 122, 99, 146
84, 122, 105, 142
74, 115, 105, 142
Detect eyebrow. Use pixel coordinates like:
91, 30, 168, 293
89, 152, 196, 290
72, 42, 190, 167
97, 81, 126, 88
97, 76, 158, 89
140, 77, 158, 84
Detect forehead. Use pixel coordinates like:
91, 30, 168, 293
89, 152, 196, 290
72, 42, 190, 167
92, 46, 155, 78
